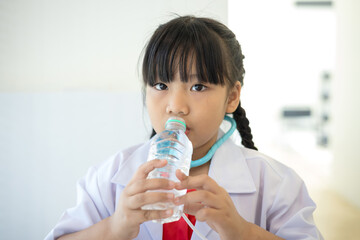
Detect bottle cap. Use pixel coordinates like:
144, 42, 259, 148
165, 117, 186, 129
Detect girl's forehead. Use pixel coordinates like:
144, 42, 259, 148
143, 25, 229, 86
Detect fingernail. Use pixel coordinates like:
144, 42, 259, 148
165, 209, 172, 216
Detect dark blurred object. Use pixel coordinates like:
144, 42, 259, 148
282, 108, 312, 118
295, 1, 332, 7
317, 71, 331, 147
281, 107, 314, 131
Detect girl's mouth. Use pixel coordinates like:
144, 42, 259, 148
185, 128, 190, 135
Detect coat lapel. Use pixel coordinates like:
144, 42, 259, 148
209, 136, 257, 195
192, 132, 257, 239
143, 221, 163, 240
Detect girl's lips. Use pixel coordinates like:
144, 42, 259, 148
185, 128, 190, 135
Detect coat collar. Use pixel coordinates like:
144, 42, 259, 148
111, 130, 256, 239
110, 142, 150, 185
208, 132, 257, 194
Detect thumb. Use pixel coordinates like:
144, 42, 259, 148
175, 169, 188, 190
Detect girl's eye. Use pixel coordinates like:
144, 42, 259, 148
191, 84, 207, 92
153, 83, 168, 91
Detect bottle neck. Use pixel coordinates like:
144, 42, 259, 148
165, 121, 186, 132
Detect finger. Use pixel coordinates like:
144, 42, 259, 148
126, 178, 175, 196
175, 171, 222, 194
195, 207, 219, 222
175, 190, 220, 209
174, 169, 189, 190
133, 159, 168, 180
140, 209, 174, 222
175, 169, 187, 181
127, 191, 175, 209
182, 202, 204, 216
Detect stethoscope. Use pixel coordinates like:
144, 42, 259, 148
190, 115, 236, 168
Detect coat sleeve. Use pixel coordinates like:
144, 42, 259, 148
44, 166, 113, 240
266, 169, 324, 240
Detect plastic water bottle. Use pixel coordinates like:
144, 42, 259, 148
141, 117, 193, 223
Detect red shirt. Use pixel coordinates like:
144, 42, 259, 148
163, 190, 196, 240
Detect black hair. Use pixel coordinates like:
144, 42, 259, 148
142, 15, 257, 151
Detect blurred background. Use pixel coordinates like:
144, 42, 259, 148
0, 0, 359, 239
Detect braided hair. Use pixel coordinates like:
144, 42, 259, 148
143, 16, 257, 150
233, 103, 257, 150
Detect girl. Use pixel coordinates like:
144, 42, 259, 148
46, 16, 323, 240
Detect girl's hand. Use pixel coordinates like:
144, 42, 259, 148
110, 159, 176, 240
174, 169, 251, 240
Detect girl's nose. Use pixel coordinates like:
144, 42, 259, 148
166, 91, 189, 116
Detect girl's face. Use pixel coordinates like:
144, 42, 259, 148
145, 64, 240, 160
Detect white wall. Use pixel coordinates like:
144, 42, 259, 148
331, 0, 360, 208
0, 92, 149, 239
228, 0, 336, 150
0, 0, 227, 92
0, 1, 228, 239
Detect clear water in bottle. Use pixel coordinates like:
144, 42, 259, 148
141, 117, 193, 223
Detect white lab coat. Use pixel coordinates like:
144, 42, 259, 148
45, 131, 323, 240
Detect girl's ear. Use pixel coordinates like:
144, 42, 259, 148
226, 81, 241, 114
